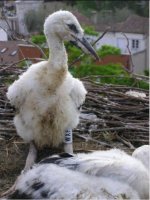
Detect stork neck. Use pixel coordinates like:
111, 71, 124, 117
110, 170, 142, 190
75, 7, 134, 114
47, 34, 68, 70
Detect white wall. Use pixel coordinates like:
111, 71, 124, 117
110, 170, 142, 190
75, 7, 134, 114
0, 28, 8, 41
116, 32, 146, 54
86, 31, 148, 75
95, 32, 116, 49
132, 51, 146, 74
145, 36, 149, 71
92, 32, 146, 55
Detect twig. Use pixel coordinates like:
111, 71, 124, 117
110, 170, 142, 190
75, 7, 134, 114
121, 32, 135, 73
1, 13, 47, 59
0, 58, 45, 72
0, 25, 13, 40
92, 27, 111, 46
0, 128, 16, 132
116, 135, 135, 150
2, 7, 16, 39
74, 132, 113, 147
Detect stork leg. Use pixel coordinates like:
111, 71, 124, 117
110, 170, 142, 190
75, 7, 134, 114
64, 143, 73, 154
23, 141, 37, 173
64, 129, 73, 154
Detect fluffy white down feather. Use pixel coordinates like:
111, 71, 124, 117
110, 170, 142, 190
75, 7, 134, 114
132, 145, 150, 171
7, 62, 86, 147
52, 148, 149, 199
8, 163, 139, 199
7, 147, 149, 199
7, 11, 87, 148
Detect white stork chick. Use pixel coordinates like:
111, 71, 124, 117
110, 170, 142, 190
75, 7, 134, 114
132, 145, 150, 171
44, 149, 149, 199
6, 11, 99, 169
7, 158, 139, 199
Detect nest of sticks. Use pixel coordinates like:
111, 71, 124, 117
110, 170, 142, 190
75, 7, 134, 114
78, 76, 149, 151
0, 61, 149, 194
0, 64, 149, 151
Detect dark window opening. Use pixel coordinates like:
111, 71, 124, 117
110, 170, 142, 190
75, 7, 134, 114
132, 39, 139, 49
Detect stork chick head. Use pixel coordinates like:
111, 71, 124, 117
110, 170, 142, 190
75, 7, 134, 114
44, 10, 99, 60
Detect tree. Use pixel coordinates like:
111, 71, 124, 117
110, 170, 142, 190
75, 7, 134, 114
75, 0, 149, 17
97, 45, 121, 58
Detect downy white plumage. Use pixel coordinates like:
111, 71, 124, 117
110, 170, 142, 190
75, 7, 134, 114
132, 145, 149, 171
42, 147, 149, 199
7, 146, 149, 199
7, 11, 98, 166
7, 155, 139, 200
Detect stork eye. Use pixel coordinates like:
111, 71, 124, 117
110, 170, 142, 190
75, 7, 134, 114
67, 23, 79, 33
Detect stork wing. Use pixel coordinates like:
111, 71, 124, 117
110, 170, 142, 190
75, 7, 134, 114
7, 79, 27, 109
69, 78, 87, 110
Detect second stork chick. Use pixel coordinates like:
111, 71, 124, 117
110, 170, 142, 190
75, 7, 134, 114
7, 10, 99, 170
44, 148, 149, 199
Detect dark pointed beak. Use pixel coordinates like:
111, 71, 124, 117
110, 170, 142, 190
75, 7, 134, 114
71, 35, 99, 60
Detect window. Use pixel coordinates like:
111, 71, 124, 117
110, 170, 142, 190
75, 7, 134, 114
1, 48, 7, 53
10, 50, 17, 56
132, 39, 139, 49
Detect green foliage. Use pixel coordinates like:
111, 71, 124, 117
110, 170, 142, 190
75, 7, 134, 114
75, 0, 149, 17
70, 63, 149, 89
75, 0, 98, 14
70, 63, 126, 77
136, 79, 149, 90
84, 26, 99, 36
97, 45, 121, 58
31, 34, 46, 44
65, 42, 82, 63
18, 60, 27, 68
144, 69, 149, 77
30, 34, 49, 57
